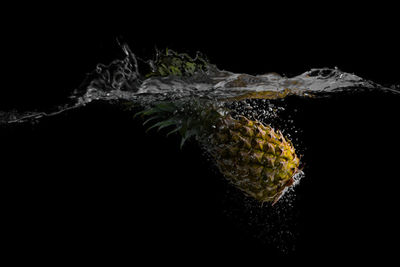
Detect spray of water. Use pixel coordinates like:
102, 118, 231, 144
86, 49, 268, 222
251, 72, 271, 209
1, 43, 399, 253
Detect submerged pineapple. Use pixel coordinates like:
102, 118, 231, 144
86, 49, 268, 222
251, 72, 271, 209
136, 49, 300, 204
137, 100, 300, 204
211, 114, 299, 204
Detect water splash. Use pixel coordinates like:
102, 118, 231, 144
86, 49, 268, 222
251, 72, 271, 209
1, 44, 399, 254
2, 44, 398, 125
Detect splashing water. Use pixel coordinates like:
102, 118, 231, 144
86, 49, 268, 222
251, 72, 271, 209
1, 43, 399, 253
2, 43, 398, 125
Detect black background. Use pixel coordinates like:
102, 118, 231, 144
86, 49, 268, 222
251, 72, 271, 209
2, 2, 400, 264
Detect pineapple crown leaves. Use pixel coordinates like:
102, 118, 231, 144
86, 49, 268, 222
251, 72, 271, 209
135, 100, 223, 148
145, 48, 211, 78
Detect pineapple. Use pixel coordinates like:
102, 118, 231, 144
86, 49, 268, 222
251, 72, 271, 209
211, 114, 299, 204
136, 100, 300, 204
136, 49, 300, 204
146, 48, 209, 78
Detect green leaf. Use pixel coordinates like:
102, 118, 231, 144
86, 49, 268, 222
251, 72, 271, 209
143, 116, 161, 125
180, 129, 196, 149
135, 103, 176, 119
166, 126, 181, 137
184, 62, 196, 74
157, 120, 177, 131
134, 108, 159, 118
146, 120, 176, 133
154, 102, 177, 112
169, 66, 182, 76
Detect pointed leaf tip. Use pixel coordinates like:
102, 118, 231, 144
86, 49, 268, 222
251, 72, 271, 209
146, 120, 176, 133
143, 116, 160, 125
167, 126, 181, 137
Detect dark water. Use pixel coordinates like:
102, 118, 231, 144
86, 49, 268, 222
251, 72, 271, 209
1, 46, 399, 263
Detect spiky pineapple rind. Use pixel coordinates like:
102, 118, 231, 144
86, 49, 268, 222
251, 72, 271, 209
211, 115, 299, 204
146, 49, 210, 78
137, 102, 300, 205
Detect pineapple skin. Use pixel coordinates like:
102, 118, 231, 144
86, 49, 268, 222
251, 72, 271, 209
210, 115, 300, 204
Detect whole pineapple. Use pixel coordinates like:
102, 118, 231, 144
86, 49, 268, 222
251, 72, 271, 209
136, 49, 300, 204
137, 100, 300, 204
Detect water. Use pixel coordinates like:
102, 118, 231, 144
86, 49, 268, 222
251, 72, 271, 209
1, 44, 399, 255
2, 44, 398, 125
